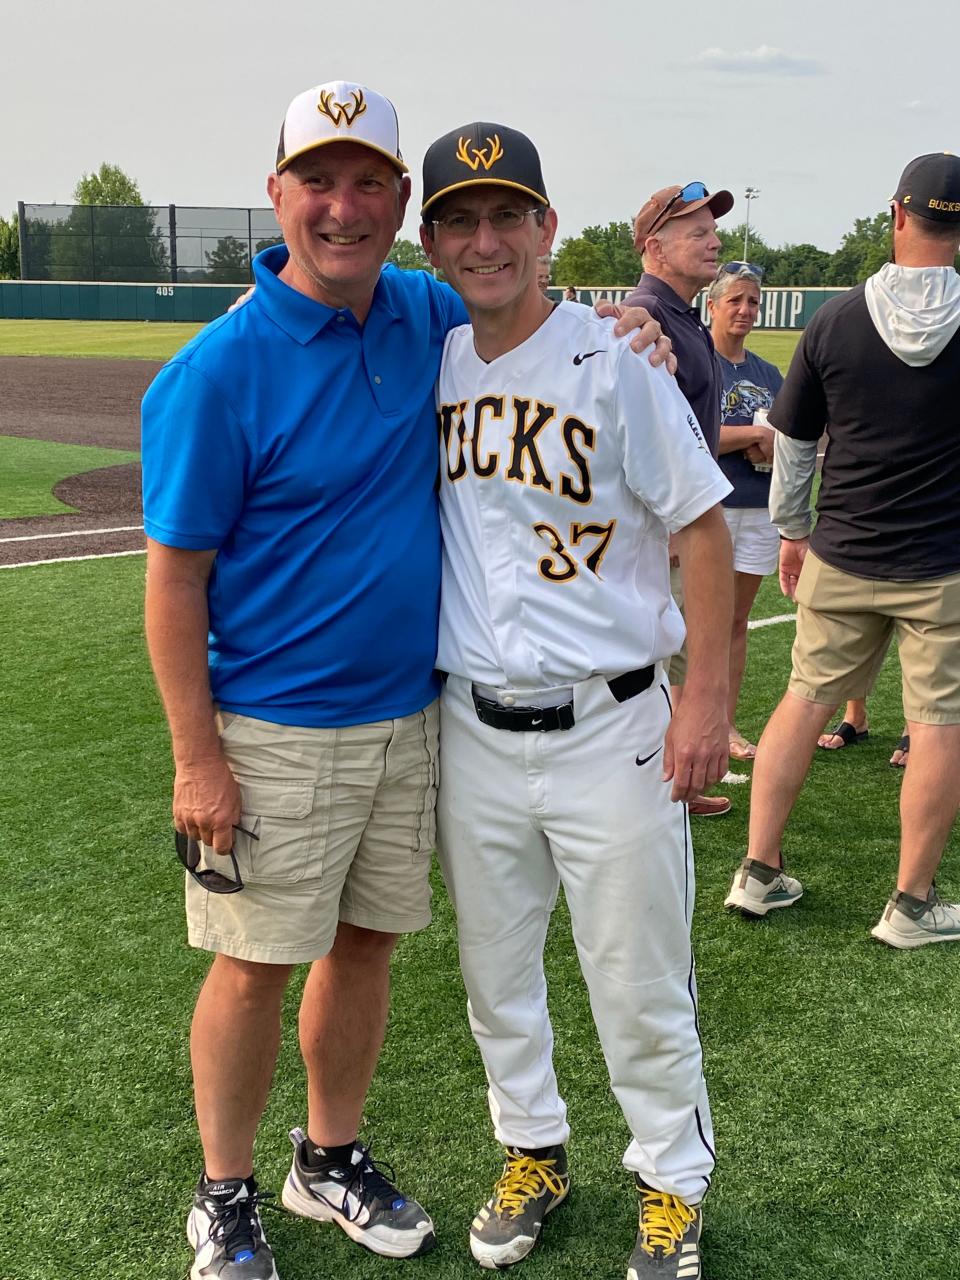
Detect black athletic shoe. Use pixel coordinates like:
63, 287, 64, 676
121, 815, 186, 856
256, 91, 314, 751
187, 1174, 278, 1280
281, 1127, 436, 1258
469, 1145, 570, 1269
627, 1176, 702, 1279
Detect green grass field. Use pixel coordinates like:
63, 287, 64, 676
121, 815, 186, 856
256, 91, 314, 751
3, 558, 956, 1280
0, 319, 802, 373
0, 319, 205, 360
3, 321, 954, 1280
0, 435, 140, 518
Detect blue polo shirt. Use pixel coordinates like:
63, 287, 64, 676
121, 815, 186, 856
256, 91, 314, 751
142, 245, 466, 727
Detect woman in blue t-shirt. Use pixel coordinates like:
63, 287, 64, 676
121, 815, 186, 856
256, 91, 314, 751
708, 263, 784, 761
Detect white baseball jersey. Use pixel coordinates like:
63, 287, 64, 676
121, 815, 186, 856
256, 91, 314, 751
436, 302, 733, 686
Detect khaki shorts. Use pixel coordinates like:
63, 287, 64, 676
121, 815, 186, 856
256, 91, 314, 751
789, 551, 960, 724
186, 702, 439, 964
667, 562, 687, 686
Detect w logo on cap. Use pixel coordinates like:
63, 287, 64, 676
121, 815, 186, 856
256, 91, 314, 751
317, 88, 367, 128
456, 134, 504, 171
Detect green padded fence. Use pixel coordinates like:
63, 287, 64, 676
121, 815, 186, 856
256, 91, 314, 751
0, 281, 247, 323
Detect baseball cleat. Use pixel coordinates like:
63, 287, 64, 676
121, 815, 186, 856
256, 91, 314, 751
871, 886, 960, 948
724, 857, 803, 917
627, 1177, 702, 1280
187, 1174, 278, 1280
470, 1145, 569, 1269
281, 1128, 436, 1258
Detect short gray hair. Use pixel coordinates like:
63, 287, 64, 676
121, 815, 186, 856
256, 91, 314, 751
707, 264, 763, 304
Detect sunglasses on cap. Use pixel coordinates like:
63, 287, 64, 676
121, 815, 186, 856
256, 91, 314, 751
719, 261, 765, 280
175, 826, 258, 894
647, 181, 709, 236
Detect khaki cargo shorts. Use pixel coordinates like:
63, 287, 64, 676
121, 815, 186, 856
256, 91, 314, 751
789, 551, 960, 725
667, 562, 688, 686
186, 701, 439, 964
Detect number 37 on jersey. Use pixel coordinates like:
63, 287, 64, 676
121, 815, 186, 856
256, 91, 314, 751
439, 394, 616, 584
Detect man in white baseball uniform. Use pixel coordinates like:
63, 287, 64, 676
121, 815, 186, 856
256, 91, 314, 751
419, 123, 734, 1279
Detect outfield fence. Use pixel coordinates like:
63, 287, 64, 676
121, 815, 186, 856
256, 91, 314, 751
0, 268, 849, 326
17, 202, 282, 285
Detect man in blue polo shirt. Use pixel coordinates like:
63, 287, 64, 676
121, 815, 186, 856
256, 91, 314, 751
143, 79, 671, 1280
143, 81, 464, 1280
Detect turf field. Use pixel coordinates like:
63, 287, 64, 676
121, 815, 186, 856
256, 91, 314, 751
0, 435, 140, 518
0, 318, 798, 368
4, 323, 957, 1280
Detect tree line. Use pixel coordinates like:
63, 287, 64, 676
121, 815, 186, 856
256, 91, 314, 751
3, 167, 957, 284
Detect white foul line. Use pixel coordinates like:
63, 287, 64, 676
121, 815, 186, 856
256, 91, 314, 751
0, 524, 143, 544
748, 612, 796, 629
0, 548, 146, 571
0, 554, 800, 639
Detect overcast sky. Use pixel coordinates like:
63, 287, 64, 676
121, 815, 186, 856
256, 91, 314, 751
4, 0, 957, 254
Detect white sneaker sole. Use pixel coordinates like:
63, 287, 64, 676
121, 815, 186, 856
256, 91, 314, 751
724, 885, 803, 917
870, 919, 960, 949
281, 1173, 436, 1258
470, 1184, 569, 1270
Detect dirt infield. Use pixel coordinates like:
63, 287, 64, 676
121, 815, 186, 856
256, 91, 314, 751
0, 355, 160, 566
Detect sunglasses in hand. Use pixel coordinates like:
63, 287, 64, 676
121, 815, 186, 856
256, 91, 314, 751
174, 825, 258, 894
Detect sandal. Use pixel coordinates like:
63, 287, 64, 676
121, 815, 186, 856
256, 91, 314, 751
818, 720, 868, 750
729, 731, 757, 761
889, 734, 910, 768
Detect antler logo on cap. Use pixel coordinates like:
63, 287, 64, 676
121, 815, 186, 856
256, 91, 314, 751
317, 88, 367, 128
455, 134, 504, 172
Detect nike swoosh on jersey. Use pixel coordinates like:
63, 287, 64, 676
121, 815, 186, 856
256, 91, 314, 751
635, 747, 663, 767
572, 349, 606, 365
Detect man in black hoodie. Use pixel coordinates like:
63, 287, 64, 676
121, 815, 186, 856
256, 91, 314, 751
724, 153, 960, 948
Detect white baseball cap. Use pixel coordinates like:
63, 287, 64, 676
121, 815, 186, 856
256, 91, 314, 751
276, 80, 408, 174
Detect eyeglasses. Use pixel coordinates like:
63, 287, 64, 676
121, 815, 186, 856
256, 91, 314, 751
175, 826, 257, 894
647, 181, 709, 237
431, 208, 541, 237
719, 261, 765, 280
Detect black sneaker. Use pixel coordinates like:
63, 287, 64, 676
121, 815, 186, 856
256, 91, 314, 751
469, 1145, 570, 1269
627, 1177, 702, 1279
187, 1175, 278, 1280
281, 1127, 436, 1258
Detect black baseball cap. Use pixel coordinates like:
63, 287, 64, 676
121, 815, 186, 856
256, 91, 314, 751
421, 122, 548, 218
891, 153, 960, 222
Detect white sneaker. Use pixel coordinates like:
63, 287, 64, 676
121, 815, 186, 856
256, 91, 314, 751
281, 1128, 436, 1258
724, 857, 803, 917
871, 887, 960, 948
187, 1175, 278, 1280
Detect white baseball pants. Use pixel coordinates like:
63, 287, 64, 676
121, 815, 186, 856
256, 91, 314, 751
436, 670, 714, 1203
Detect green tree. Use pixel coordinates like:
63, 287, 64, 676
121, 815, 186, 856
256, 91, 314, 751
552, 237, 607, 285
49, 162, 168, 282
765, 243, 833, 286
827, 211, 891, 285
717, 223, 779, 275
74, 162, 144, 206
387, 238, 431, 271
0, 212, 19, 277
205, 235, 251, 283
553, 222, 641, 286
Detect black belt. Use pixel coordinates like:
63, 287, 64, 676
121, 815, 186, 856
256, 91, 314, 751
472, 665, 655, 733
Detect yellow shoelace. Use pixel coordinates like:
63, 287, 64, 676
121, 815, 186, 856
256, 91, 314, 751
637, 1187, 697, 1256
493, 1154, 566, 1219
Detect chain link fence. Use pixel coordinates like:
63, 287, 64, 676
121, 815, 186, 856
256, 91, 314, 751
17, 203, 283, 283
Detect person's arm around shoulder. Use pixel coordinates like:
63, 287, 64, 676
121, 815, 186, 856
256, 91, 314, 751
145, 541, 241, 854
666, 506, 733, 800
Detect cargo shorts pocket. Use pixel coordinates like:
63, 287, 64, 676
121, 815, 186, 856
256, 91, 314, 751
232, 777, 324, 885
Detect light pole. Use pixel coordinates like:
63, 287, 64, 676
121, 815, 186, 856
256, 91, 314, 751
743, 186, 760, 260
